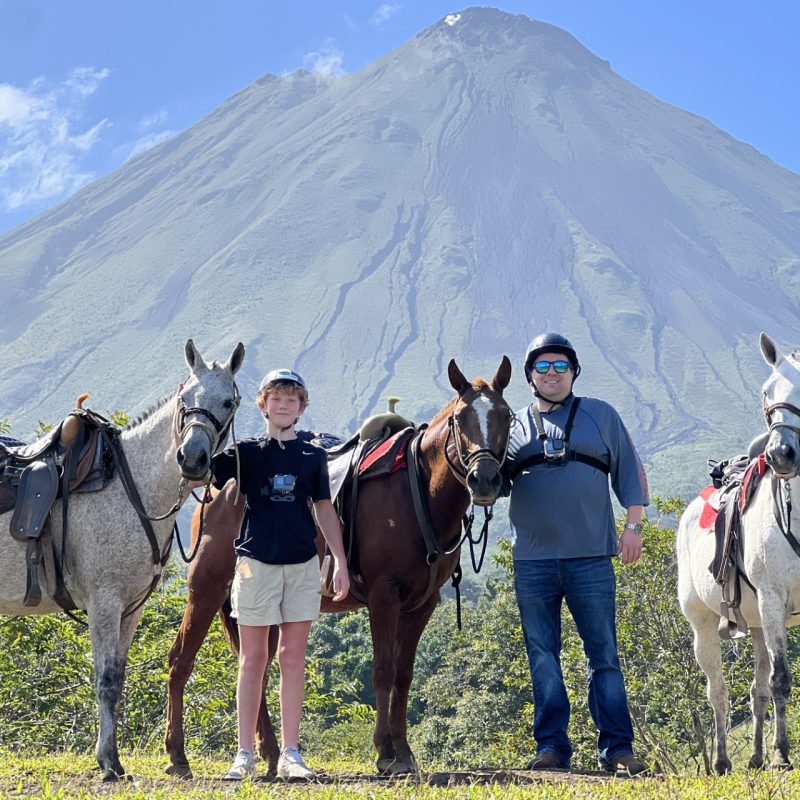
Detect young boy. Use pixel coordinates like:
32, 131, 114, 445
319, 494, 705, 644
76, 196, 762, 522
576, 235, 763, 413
210, 367, 350, 781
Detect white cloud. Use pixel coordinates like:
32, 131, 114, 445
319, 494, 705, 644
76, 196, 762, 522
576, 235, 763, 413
303, 39, 346, 77
370, 2, 402, 26
127, 129, 175, 160
0, 67, 110, 212
138, 108, 168, 133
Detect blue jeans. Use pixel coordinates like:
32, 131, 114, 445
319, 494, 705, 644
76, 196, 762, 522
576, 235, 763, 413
514, 556, 634, 765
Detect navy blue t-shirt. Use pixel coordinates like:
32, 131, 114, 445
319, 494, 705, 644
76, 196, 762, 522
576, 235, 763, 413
211, 435, 331, 565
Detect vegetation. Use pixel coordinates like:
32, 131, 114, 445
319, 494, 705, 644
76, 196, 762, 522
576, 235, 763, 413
1, 751, 800, 799
3, 482, 800, 791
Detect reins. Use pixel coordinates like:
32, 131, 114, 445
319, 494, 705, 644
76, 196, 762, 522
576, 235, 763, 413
60, 380, 241, 624
764, 398, 800, 558
405, 399, 512, 626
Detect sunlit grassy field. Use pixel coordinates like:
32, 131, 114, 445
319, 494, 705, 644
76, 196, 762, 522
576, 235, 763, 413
1, 751, 799, 800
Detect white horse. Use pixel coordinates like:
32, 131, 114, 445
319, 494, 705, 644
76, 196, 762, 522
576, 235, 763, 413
678, 332, 800, 774
0, 339, 244, 780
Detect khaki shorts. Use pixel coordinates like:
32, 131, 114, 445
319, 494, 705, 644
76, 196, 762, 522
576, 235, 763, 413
231, 555, 321, 627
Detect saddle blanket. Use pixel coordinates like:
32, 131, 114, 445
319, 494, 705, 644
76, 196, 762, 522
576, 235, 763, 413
358, 428, 416, 480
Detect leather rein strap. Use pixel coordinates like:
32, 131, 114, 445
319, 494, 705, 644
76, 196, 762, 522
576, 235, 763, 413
764, 399, 800, 559
103, 428, 173, 619
406, 426, 495, 616
407, 431, 452, 612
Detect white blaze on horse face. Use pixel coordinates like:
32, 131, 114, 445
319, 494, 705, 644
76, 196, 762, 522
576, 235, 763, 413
472, 394, 494, 450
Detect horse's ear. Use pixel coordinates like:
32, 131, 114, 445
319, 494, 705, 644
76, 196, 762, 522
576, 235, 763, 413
448, 359, 471, 395
491, 356, 512, 392
225, 342, 245, 375
760, 332, 781, 367
184, 339, 206, 373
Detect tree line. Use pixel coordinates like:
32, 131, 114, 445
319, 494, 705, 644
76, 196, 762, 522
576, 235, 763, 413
1, 493, 792, 773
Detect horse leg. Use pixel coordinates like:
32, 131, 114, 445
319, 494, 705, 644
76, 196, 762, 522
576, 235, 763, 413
218, 603, 281, 773
259, 623, 280, 774
757, 594, 793, 770
687, 607, 731, 774
748, 627, 770, 770
90, 604, 142, 781
165, 590, 226, 778
368, 591, 402, 774
386, 597, 438, 774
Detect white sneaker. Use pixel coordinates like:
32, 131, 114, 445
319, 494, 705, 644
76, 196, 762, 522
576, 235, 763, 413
277, 746, 316, 780
222, 749, 255, 781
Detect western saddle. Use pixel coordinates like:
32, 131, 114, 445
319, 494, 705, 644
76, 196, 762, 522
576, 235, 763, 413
0, 395, 117, 608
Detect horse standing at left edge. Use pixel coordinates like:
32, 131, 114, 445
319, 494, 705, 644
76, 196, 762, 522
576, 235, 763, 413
0, 339, 244, 781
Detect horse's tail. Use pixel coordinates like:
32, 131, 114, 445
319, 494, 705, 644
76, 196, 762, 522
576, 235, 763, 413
218, 599, 279, 662
217, 598, 241, 654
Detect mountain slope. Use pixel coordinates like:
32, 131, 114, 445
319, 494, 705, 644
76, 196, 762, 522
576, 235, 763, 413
2, 7, 799, 496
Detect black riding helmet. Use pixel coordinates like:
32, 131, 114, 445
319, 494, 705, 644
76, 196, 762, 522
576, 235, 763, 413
524, 332, 581, 382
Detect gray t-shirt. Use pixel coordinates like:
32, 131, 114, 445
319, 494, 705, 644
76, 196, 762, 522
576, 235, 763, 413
504, 395, 649, 560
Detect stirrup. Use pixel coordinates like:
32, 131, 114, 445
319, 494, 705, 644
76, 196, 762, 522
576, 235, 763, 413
24, 539, 43, 607
718, 602, 746, 640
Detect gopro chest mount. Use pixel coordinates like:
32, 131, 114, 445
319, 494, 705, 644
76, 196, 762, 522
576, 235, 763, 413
261, 473, 297, 502
507, 398, 611, 480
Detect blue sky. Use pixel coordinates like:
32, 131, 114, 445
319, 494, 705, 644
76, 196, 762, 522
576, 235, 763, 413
0, 1, 797, 234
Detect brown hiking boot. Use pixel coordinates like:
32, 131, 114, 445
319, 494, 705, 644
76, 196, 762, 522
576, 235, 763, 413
601, 753, 648, 777
529, 751, 568, 770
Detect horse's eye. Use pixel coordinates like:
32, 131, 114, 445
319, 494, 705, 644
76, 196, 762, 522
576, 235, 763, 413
223, 399, 234, 410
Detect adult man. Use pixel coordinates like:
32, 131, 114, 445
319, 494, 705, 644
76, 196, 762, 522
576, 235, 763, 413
503, 332, 649, 776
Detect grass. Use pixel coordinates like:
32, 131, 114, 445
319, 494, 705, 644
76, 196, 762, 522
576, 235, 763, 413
1, 751, 800, 800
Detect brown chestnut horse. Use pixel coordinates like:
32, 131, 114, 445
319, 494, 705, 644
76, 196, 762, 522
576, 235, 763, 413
164, 357, 512, 777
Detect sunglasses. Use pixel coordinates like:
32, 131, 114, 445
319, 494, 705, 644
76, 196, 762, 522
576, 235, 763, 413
533, 360, 571, 374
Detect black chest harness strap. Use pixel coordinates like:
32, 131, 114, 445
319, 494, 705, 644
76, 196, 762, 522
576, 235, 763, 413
508, 397, 610, 481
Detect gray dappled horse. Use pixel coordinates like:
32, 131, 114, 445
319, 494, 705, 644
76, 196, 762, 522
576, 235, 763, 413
678, 333, 800, 773
0, 340, 244, 780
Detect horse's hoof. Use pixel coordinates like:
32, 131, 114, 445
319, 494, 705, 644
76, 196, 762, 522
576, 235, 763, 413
165, 763, 193, 779
747, 756, 765, 770
101, 769, 129, 782
377, 758, 417, 775
714, 759, 732, 775
769, 760, 793, 771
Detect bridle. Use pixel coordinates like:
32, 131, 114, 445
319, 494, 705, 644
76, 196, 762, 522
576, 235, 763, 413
760, 394, 800, 562
174, 381, 241, 456
444, 390, 513, 485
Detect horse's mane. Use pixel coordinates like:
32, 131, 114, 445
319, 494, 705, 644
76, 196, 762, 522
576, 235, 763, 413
428, 379, 490, 427
123, 393, 173, 431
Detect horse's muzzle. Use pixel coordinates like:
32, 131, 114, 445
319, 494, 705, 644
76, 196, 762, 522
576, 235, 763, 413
176, 444, 211, 481
765, 430, 800, 479
466, 463, 502, 506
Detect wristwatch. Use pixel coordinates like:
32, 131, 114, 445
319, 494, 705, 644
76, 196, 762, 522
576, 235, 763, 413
624, 522, 643, 534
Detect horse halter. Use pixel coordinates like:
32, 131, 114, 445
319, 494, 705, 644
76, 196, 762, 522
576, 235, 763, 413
763, 398, 800, 437
175, 381, 242, 455
444, 392, 512, 484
